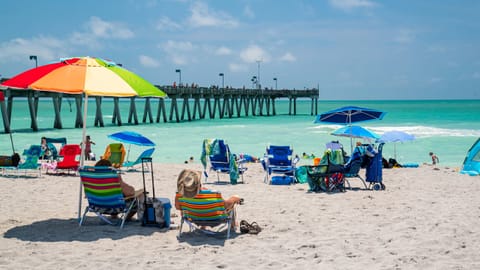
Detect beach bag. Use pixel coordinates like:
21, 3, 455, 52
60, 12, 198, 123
138, 197, 165, 227
271, 175, 294, 185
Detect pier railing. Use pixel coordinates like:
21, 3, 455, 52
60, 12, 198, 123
0, 85, 319, 133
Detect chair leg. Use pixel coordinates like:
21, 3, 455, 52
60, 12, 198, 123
96, 212, 114, 225
345, 179, 351, 189
178, 217, 184, 238
120, 198, 137, 229
79, 207, 90, 226
226, 208, 236, 239
264, 172, 270, 184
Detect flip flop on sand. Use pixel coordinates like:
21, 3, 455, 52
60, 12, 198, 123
240, 220, 262, 234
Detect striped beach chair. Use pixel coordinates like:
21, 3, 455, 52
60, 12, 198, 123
177, 190, 236, 239
79, 166, 137, 229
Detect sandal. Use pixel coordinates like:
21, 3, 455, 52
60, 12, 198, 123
240, 220, 250, 233
248, 222, 262, 234
239, 220, 262, 234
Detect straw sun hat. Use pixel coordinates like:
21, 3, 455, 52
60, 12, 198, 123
177, 169, 202, 198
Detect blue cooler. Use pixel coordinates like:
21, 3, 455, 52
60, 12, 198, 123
158, 198, 172, 228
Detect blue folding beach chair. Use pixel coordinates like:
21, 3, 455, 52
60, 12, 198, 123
122, 148, 155, 171
201, 139, 246, 184
263, 145, 298, 184
13, 145, 42, 177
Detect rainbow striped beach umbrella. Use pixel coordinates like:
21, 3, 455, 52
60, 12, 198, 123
1, 56, 167, 220
1, 56, 166, 97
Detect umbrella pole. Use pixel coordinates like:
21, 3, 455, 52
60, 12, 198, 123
9, 132, 15, 154
126, 144, 131, 162
394, 143, 397, 160
350, 137, 353, 154
78, 94, 89, 221
349, 123, 353, 154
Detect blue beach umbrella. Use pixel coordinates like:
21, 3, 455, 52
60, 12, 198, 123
108, 131, 155, 162
331, 125, 380, 153
378, 130, 415, 143
332, 125, 380, 140
377, 130, 415, 159
315, 106, 386, 125
108, 131, 156, 146
316, 106, 386, 152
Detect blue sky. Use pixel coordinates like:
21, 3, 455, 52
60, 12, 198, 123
1, 0, 479, 100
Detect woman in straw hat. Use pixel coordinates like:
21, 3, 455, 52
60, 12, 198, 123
174, 169, 243, 211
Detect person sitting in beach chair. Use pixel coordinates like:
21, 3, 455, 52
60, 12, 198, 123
79, 159, 143, 228
175, 169, 243, 239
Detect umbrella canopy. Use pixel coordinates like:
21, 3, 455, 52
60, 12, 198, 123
108, 131, 155, 147
0, 56, 166, 220
1, 57, 165, 97
332, 125, 380, 140
377, 130, 415, 159
332, 125, 379, 153
315, 106, 386, 125
378, 130, 415, 143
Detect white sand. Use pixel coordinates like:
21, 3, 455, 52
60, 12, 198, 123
0, 163, 479, 269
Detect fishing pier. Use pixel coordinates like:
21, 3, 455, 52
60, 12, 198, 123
0, 86, 319, 133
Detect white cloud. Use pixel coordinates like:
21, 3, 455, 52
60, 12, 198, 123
161, 40, 196, 53
139, 55, 160, 67
0, 16, 135, 64
0, 36, 67, 63
187, 2, 239, 28
394, 29, 415, 44
215, 46, 232, 55
239, 45, 270, 63
86, 16, 134, 39
229, 63, 248, 72
69, 32, 101, 49
156, 16, 182, 31
171, 55, 188, 65
69, 16, 135, 49
329, 0, 376, 11
160, 40, 196, 65
279, 52, 296, 62
243, 5, 255, 19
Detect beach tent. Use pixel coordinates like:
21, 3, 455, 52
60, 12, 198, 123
461, 138, 480, 176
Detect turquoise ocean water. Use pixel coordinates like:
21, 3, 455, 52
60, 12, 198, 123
1, 99, 479, 168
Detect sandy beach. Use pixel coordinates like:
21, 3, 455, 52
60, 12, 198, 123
0, 162, 479, 270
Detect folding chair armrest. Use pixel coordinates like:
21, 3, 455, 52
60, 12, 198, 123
124, 189, 144, 200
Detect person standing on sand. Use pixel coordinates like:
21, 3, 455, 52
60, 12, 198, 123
83, 135, 96, 161
429, 152, 439, 165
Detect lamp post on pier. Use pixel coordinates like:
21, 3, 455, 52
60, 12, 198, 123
273, 77, 277, 90
219, 73, 224, 89
175, 69, 182, 86
29, 55, 38, 68
256, 59, 262, 89
251, 76, 257, 89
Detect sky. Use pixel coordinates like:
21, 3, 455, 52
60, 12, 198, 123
0, 0, 479, 100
